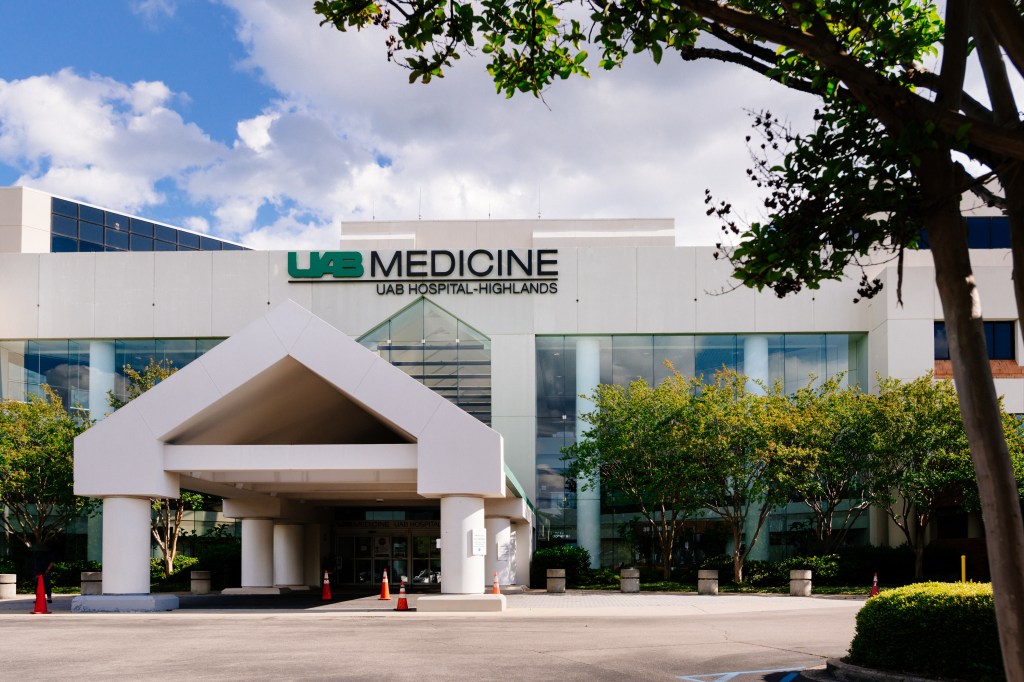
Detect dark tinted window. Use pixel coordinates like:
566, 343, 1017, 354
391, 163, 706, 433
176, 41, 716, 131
936, 320, 1015, 360
78, 240, 103, 252
79, 204, 104, 225
967, 218, 991, 248
177, 231, 200, 249
222, 242, 244, 250
105, 212, 130, 230
51, 236, 78, 252
79, 222, 104, 245
130, 219, 154, 237
153, 224, 177, 243
104, 246, 124, 252
990, 218, 1011, 248
154, 240, 176, 252
105, 228, 130, 249
51, 198, 78, 218
200, 236, 223, 250
934, 322, 949, 360
130, 235, 154, 251
51, 214, 78, 238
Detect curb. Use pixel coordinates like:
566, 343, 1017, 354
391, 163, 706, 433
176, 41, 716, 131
826, 658, 948, 682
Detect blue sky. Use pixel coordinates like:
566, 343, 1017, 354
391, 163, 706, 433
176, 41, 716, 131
0, 0, 822, 248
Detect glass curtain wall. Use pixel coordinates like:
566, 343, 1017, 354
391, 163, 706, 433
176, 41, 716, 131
359, 298, 492, 425
0, 338, 223, 415
535, 333, 868, 552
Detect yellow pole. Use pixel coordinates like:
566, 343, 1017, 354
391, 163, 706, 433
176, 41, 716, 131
961, 554, 966, 583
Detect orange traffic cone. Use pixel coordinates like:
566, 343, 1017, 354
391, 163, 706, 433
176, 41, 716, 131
378, 568, 391, 600
321, 569, 332, 601
395, 581, 409, 611
491, 571, 500, 595
31, 574, 49, 615
870, 573, 879, 597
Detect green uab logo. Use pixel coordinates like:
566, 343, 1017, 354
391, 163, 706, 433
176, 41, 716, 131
288, 252, 364, 278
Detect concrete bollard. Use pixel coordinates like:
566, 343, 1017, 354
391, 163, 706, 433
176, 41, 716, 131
620, 568, 640, 593
546, 568, 566, 593
191, 570, 212, 595
790, 569, 812, 596
697, 569, 719, 595
0, 574, 16, 599
80, 571, 103, 595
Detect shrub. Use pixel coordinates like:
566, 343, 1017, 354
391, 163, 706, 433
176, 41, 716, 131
193, 537, 241, 591
531, 545, 592, 587
847, 582, 1002, 681
49, 560, 101, 588
0, 557, 16, 574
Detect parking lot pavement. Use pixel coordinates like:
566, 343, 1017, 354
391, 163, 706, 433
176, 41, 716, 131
0, 591, 862, 680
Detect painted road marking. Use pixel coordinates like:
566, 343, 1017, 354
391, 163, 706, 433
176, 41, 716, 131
676, 666, 812, 682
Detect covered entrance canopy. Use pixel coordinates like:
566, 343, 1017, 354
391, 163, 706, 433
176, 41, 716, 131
73, 301, 532, 611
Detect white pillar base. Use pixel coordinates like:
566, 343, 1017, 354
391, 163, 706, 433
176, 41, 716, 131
72, 594, 178, 613
241, 518, 275, 588
101, 497, 152, 595
440, 496, 486, 594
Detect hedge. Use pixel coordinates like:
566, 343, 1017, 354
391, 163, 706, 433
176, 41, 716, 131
847, 582, 1003, 681
530, 545, 592, 587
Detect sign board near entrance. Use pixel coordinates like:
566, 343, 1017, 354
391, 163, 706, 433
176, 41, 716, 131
471, 529, 487, 556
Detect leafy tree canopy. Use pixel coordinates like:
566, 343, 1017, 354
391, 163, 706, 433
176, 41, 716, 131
0, 387, 93, 549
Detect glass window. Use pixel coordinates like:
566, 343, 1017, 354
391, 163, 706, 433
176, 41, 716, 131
153, 224, 176, 243
653, 336, 695, 384
51, 214, 78, 238
153, 240, 176, 252
612, 336, 654, 386
222, 242, 245, 250
200, 236, 223, 250
990, 218, 1011, 248
79, 204, 104, 225
78, 241, 103, 252
536, 337, 567, 399
51, 236, 78, 252
51, 198, 78, 218
79, 222, 104, 245
695, 335, 738, 382
104, 228, 130, 250
130, 235, 154, 251
988, 321, 1015, 360
177, 231, 200, 249
967, 218, 991, 249
105, 212, 130, 230
783, 334, 826, 392
934, 322, 950, 360
131, 219, 155, 237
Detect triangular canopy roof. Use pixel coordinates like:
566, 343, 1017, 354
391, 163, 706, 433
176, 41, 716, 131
75, 301, 505, 503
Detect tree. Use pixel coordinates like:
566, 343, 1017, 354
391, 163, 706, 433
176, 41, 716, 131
313, 1, 1024, 672
690, 371, 805, 583
566, 376, 701, 580
108, 359, 206, 578
872, 375, 976, 580
789, 377, 876, 554
0, 387, 93, 551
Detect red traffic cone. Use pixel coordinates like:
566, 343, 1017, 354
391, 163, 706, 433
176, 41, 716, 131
870, 573, 879, 597
378, 568, 391, 600
491, 571, 500, 595
31, 574, 49, 615
395, 581, 409, 611
321, 569, 332, 601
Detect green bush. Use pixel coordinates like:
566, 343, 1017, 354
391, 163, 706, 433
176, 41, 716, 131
0, 557, 16, 574
50, 560, 101, 588
531, 545, 592, 587
193, 536, 242, 591
847, 582, 1002, 681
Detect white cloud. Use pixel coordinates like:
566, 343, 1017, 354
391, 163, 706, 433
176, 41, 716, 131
131, 0, 177, 24
0, 69, 222, 213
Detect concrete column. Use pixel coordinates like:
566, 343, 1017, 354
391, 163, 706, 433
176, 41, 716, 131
742, 335, 771, 562
101, 497, 152, 594
273, 524, 305, 588
485, 516, 512, 588
440, 495, 486, 594
513, 521, 533, 587
241, 519, 275, 588
303, 524, 322, 588
87, 341, 116, 564
575, 337, 602, 568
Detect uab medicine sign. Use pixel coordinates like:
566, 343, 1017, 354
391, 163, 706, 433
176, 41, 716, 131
287, 249, 558, 296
